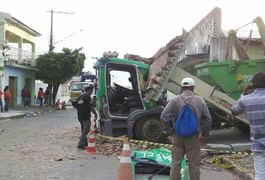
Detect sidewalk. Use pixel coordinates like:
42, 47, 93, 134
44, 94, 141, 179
0, 106, 57, 120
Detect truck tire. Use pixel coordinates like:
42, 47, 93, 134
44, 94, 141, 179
234, 120, 250, 133
134, 116, 166, 143
209, 110, 223, 129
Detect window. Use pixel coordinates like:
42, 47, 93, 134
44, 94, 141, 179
109, 70, 132, 89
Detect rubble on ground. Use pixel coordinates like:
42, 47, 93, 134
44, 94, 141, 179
95, 135, 169, 156
94, 134, 255, 179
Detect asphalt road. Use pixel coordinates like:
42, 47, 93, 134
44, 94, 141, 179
0, 108, 249, 180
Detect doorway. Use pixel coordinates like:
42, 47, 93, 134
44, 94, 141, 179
8, 76, 18, 107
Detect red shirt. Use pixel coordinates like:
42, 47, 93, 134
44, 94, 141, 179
4, 90, 12, 100
38, 90, 45, 98
0, 90, 3, 99
22, 89, 30, 97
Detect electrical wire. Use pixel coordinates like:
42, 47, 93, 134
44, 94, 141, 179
53, 29, 84, 46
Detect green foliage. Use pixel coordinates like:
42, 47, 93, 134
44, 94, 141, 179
36, 48, 85, 84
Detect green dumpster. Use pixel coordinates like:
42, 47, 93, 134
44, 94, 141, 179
194, 59, 265, 100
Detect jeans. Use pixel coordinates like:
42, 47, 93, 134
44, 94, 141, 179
78, 120, 91, 147
253, 152, 265, 180
38, 97, 43, 107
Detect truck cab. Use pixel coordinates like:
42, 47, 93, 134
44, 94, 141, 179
94, 57, 166, 142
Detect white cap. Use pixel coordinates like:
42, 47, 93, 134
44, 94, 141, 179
181, 77, 195, 87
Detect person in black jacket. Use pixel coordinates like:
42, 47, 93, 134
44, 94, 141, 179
74, 85, 97, 149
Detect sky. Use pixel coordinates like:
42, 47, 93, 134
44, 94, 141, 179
2, 0, 265, 73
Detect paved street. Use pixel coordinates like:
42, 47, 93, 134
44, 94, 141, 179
0, 107, 248, 180
0, 108, 119, 180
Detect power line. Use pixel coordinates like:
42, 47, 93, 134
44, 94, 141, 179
53, 29, 84, 46
35, 28, 84, 55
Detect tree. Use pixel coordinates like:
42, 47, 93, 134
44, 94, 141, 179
36, 48, 85, 106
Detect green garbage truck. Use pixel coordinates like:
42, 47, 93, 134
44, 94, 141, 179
93, 7, 265, 142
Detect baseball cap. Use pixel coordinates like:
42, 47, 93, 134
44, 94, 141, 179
181, 77, 195, 87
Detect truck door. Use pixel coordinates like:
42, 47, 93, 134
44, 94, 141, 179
106, 63, 144, 117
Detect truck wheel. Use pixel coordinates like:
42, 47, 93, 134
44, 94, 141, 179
134, 116, 166, 143
234, 120, 250, 133
210, 110, 222, 129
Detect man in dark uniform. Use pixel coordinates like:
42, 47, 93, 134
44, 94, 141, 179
74, 85, 97, 149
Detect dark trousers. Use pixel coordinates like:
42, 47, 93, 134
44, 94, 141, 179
78, 120, 91, 147
44, 95, 49, 105
22, 97, 30, 107
0, 99, 3, 112
4, 99, 9, 112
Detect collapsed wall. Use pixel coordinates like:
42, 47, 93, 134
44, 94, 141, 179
124, 7, 225, 91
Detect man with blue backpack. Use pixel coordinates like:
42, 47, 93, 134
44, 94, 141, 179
161, 77, 212, 180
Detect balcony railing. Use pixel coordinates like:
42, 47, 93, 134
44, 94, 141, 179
2, 46, 37, 67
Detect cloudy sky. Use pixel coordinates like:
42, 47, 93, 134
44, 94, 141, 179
2, 0, 265, 73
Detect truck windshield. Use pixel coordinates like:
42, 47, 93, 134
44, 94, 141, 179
71, 84, 88, 91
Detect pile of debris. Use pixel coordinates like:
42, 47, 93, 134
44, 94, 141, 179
94, 134, 254, 179
95, 135, 169, 156
103, 51, 119, 58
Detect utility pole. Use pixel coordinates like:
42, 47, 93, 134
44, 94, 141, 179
46, 10, 74, 106
46, 10, 74, 52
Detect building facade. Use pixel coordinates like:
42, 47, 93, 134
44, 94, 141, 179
0, 11, 40, 107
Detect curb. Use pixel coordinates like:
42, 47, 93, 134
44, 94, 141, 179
0, 107, 58, 120
0, 113, 27, 120
9, 114, 27, 119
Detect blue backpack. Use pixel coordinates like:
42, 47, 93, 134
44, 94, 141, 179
174, 95, 198, 137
